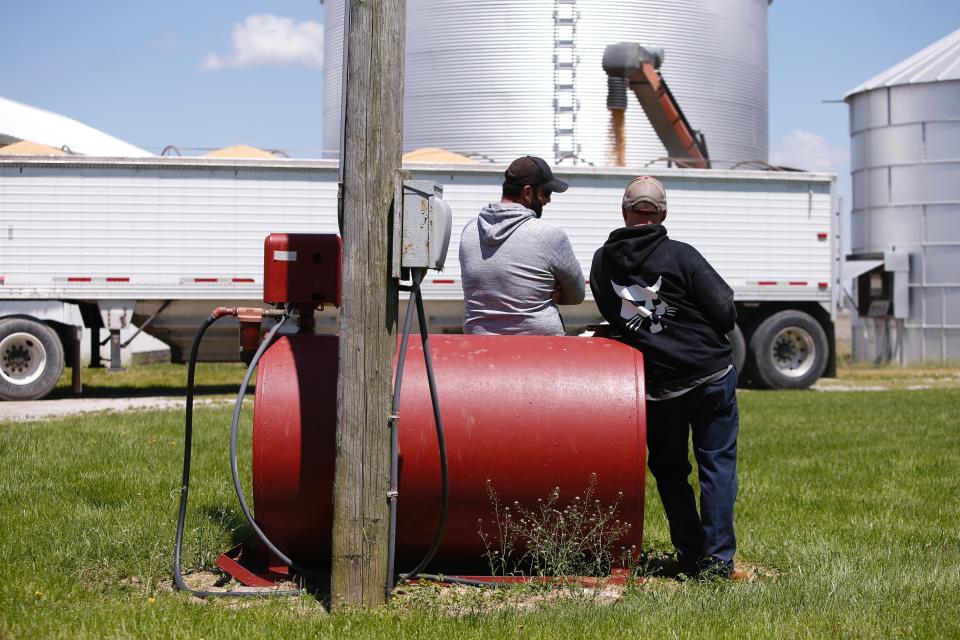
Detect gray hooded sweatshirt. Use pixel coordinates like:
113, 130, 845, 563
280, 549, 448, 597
458, 201, 585, 335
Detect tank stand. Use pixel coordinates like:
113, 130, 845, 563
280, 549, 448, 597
216, 543, 294, 588
89, 326, 103, 368
71, 326, 83, 394
107, 329, 124, 372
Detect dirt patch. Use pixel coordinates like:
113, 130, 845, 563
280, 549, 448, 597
0, 396, 238, 422
391, 561, 780, 616
392, 580, 627, 616
814, 367, 960, 392
731, 560, 781, 583
151, 571, 305, 605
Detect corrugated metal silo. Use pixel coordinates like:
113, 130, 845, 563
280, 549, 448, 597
323, 0, 770, 167
844, 29, 960, 363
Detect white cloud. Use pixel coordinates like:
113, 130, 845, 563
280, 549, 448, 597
770, 129, 848, 173
203, 14, 323, 71
202, 53, 226, 71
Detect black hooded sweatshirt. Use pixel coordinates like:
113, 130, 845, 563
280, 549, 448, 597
590, 224, 735, 392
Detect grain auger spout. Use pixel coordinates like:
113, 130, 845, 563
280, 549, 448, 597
602, 42, 710, 169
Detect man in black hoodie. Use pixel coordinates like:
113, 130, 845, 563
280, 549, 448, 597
590, 176, 740, 580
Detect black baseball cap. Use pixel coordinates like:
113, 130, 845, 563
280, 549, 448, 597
504, 156, 569, 193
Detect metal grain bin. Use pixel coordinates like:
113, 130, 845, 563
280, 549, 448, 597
322, 0, 770, 168
844, 29, 960, 363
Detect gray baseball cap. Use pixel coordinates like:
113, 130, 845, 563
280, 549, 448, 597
622, 176, 667, 213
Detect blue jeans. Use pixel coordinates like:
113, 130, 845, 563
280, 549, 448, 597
646, 368, 739, 568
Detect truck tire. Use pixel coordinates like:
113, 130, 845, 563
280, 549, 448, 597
748, 310, 828, 390
0, 318, 65, 401
728, 324, 746, 375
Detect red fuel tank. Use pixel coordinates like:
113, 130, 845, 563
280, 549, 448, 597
251, 334, 646, 574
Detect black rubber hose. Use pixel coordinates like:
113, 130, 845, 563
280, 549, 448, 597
409, 574, 509, 588
398, 283, 450, 583
175, 306, 487, 600
173, 312, 299, 598
229, 314, 327, 585
387, 273, 500, 592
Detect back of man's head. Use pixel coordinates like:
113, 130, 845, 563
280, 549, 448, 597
502, 156, 569, 199
622, 176, 667, 213
622, 176, 667, 226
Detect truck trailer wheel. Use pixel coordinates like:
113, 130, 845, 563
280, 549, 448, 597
0, 319, 65, 401
728, 324, 746, 375
748, 310, 828, 390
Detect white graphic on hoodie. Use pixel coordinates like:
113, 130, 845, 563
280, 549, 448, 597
612, 277, 676, 334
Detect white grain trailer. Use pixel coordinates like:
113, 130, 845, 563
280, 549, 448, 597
0, 156, 837, 399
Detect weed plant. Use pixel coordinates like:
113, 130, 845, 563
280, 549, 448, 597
478, 474, 632, 581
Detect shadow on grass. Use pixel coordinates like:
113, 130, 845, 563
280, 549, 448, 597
200, 505, 255, 548
630, 546, 681, 579
46, 384, 249, 400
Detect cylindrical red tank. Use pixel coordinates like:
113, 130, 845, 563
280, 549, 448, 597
252, 334, 646, 573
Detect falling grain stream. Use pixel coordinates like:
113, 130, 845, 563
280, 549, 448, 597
609, 108, 626, 167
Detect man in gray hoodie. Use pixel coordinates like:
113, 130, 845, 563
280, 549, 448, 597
459, 156, 585, 335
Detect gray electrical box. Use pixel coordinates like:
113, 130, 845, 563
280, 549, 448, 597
391, 174, 453, 279
849, 250, 911, 320
884, 250, 910, 320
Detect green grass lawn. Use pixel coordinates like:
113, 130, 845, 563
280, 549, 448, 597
50, 362, 251, 399
2, 378, 959, 638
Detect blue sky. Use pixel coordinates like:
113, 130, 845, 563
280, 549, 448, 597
2, 1, 327, 155
769, 2, 960, 186
2, 1, 959, 191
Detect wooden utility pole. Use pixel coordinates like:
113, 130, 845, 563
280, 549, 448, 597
331, 0, 405, 609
